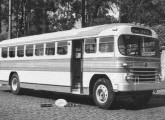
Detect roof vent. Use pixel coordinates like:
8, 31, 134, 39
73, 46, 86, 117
112, 28, 118, 31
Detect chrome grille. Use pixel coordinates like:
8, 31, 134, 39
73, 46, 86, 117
129, 68, 158, 82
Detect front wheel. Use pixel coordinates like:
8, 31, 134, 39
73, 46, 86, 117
93, 78, 114, 109
10, 74, 21, 95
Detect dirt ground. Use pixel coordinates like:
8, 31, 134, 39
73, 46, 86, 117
1, 87, 165, 120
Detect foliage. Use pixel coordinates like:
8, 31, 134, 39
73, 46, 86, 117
82, 0, 117, 27
1, 0, 165, 45
113, 0, 165, 45
48, 0, 78, 32
152, 25, 165, 45
117, 0, 165, 26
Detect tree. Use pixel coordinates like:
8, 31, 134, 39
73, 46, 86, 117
80, 0, 117, 27
12, 0, 55, 37
152, 25, 165, 45
81, 0, 85, 27
7, 0, 165, 40
0, 0, 119, 40
117, 0, 165, 25
1, 0, 9, 32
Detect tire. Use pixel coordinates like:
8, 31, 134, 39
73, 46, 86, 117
10, 74, 21, 95
132, 91, 152, 107
93, 78, 114, 109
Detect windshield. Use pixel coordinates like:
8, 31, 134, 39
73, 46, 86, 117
118, 35, 160, 57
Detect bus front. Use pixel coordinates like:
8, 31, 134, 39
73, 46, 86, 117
114, 27, 165, 104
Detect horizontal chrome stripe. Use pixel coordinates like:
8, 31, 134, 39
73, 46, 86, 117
0, 57, 160, 73
83, 68, 127, 73
0, 59, 70, 72
83, 57, 160, 72
83, 57, 160, 62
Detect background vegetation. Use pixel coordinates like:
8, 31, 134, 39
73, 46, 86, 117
0, 0, 165, 46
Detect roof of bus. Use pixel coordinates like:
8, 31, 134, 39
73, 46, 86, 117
0, 23, 156, 47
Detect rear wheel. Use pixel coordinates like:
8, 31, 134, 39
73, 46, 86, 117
10, 74, 21, 95
132, 91, 152, 107
93, 78, 114, 109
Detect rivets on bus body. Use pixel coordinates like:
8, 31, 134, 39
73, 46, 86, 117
122, 63, 128, 67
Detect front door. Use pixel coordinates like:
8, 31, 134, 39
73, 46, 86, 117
71, 40, 83, 94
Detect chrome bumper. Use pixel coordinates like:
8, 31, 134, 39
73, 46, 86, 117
116, 81, 165, 92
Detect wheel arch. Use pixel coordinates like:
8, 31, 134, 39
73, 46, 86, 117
9, 71, 18, 85
89, 74, 111, 95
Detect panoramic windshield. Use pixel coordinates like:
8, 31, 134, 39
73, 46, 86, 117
118, 35, 159, 57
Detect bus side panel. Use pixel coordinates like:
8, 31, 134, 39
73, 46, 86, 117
18, 71, 71, 86
82, 57, 126, 94
0, 58, 71, 86
0, 70, 11, 81
83, 72, 126, 94
83, 72, 126, 88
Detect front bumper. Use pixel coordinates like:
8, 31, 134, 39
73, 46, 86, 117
115, 81, 165, 92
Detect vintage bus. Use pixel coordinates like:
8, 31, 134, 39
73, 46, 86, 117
0, 23, 164, 109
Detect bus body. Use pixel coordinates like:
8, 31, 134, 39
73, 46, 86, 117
0, 23, 165, 109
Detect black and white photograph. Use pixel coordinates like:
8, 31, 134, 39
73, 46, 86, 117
0, 0, 165, 119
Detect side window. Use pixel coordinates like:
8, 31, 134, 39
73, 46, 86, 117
57, 41, 68, 55
45, 42, 55, 55
35, 44, 44, 56
26, 44, 33, 57
99, 37, 114, 52
85, 38, 97, 53
9, 47, 15, 58
17, 46, 24, 57
1, 47, 8, 58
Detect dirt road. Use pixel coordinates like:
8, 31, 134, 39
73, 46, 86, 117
0, 87, 165, 120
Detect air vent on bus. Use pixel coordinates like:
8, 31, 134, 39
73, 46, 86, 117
129, 68, 158, 82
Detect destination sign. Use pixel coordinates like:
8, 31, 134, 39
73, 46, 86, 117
131, 27, 152, 36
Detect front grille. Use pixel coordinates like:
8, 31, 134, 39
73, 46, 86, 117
129, 68, 158, 82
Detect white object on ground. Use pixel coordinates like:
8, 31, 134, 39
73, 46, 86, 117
55, 99, 67, 107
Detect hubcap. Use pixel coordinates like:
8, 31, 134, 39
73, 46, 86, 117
12, 78, 18, 91
96, 85, 108, 103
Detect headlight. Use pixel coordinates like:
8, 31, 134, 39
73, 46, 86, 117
125, 73, 134, 81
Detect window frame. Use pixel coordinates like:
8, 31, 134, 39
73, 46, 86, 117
35, 43, 44, 56
1, 47, 8, 58
57, 41, 68, 55
118, 35, 159, 57
26, 44, 34, 57
17, 45, 24, 57
99, 37, 114, 53
45, 42, 55, 56
9, 46, 16, 58
85, 38, 97, 54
